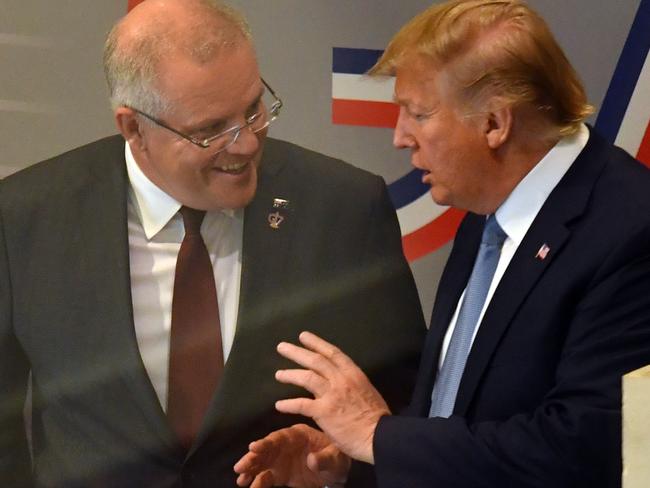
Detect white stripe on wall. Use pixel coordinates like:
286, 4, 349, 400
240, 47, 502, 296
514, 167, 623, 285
615, 51, 650, 156
332, 73, 395, 102
396, 191, 448, 235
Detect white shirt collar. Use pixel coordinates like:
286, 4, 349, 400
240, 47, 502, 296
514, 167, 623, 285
124, 141, 235, 240
495, 124, 590, 245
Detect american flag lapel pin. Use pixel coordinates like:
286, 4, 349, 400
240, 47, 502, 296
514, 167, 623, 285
535, 243, 551, 260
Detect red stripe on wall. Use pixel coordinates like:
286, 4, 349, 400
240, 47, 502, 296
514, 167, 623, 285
636, 121, 650, 168
128, 0, 145, 11
332, 99, 398, 128
402, 208, 466, 262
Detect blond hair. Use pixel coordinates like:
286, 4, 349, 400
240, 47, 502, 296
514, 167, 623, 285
371, 0, 593, 136
103, 0, 251, 115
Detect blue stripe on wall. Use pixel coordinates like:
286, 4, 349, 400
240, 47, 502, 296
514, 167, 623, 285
595, 0, 650, 142
333, 47, 384, 74
387, 169, 430, 209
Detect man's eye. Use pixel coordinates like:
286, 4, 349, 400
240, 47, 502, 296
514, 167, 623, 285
194, 124, 225, 139
246, 101, 262, 119
412, 112, 431, 122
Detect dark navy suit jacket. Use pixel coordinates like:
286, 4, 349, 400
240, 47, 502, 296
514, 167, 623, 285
374, 128, 650, 488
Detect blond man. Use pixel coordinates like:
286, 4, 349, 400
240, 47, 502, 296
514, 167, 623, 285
235, 1, 650, 487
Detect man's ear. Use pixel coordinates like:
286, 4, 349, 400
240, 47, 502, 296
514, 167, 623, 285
484, 101, 513, 150
114, 107, 147, 151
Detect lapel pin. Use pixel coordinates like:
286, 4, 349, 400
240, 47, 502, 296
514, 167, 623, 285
273, 198, 290, 209
268, 211, 285, 229
535, 243, 551, 260
268, 198, 290, 229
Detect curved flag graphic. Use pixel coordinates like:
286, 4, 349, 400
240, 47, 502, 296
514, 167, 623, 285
595, 0, 650, 168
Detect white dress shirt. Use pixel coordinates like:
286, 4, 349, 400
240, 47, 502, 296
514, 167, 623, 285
438, 124, 590, 367
125, 142, 243, 410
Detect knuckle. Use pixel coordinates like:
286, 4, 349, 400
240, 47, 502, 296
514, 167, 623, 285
328, 346, 343, 360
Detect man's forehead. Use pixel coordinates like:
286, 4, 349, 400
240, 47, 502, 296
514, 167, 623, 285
155, 49, 262, 124
394, 61, 441, 103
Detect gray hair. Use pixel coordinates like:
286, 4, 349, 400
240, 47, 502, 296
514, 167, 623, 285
103, 0, 252, 116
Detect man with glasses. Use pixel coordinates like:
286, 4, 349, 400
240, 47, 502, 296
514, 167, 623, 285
0, 0, 424, 486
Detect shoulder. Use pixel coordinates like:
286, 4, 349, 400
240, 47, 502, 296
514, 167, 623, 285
2, 135, 124, 188
1, 135, 125, 208
586, 132, 650, 225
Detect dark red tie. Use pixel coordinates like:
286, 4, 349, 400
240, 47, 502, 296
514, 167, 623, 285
168, 206, 223, 450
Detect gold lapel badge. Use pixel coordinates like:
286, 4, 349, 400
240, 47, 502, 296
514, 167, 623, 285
273, 198, 289, 208
268, 211, 285, 229
268, 198, 290, 229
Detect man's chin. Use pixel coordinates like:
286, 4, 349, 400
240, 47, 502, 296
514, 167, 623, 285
208, 183, 258, 211
429, 188, 452, 207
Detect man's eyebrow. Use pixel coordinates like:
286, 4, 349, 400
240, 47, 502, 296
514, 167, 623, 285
245, 87, 265, 112
189, 85, 266, 133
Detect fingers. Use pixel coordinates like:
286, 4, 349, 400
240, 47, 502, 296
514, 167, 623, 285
281, 332, 358, 371
235, 472, 252, 486
277, 332, 359, 383
234, 439, 274, 472
307, 443, 341, 473
250, 470, 274, 488
277, 341, 337, 378
233, 452, 255, 474
298, 331, 343, 361
275, 368, 329, 397
306, 444, 352, 485
275, 397, 315, 416
234, 451, 266, 475
299, 331, 358, 371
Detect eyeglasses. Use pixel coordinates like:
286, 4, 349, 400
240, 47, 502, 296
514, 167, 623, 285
130, 78, 282, 152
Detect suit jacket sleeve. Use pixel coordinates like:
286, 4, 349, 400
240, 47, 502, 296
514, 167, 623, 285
0, 182, 34, 487
373, 211, 650, 488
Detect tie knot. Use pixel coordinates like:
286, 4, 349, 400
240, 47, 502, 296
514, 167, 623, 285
481, 215, 507, 246
179, 206, 206, 236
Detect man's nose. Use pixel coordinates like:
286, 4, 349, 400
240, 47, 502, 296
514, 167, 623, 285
224, 125, 261, 156
393, 107, 415, 149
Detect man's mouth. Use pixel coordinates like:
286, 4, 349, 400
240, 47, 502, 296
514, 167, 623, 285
214, 160, 249, 175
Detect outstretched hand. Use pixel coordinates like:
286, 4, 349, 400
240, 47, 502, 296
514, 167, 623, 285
275, 331, 391, 464
233, 424, 350, 488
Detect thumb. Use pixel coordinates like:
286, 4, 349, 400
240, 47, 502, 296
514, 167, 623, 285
306, 444, 351, 482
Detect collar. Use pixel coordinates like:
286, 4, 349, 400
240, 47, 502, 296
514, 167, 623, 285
124, 142, 235, 240
495, 123, 590, 245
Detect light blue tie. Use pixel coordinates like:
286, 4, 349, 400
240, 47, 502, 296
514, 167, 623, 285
429, 215, 507, 418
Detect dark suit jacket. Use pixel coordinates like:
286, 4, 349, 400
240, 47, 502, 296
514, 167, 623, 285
0, 135, 425, 487
373, 128, 650, 488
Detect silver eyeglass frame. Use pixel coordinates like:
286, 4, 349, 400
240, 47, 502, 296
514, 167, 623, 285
129, 78, 282, 151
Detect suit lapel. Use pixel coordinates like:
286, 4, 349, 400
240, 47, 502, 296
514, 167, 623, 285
190, 139, 295, 453
453, 128, 609, 415
237, 155, 294, 339
80, 136, 177, 451
453, 218, 570, 414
